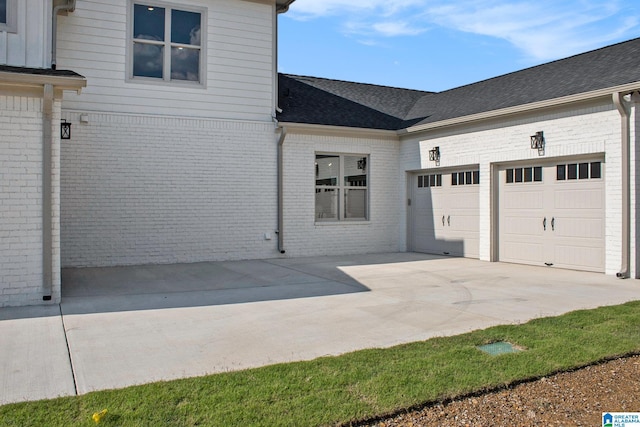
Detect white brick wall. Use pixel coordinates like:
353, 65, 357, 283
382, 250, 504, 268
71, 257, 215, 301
61, 111, 280, 267
0, 94, 62, 307
399, 100, 624, 275
281, 132, 401, 257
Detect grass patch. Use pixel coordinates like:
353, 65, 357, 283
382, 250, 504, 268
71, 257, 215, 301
1, 301, 639, 426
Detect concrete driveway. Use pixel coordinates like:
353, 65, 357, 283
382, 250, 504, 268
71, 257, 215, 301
1, 253, 639, 405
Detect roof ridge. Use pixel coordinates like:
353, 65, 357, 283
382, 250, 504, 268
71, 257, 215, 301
279, 73, 434, 95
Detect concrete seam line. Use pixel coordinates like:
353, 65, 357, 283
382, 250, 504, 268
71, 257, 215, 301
59, 304, 79, 396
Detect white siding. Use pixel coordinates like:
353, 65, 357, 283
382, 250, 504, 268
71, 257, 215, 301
0, 0, 49, 68
282, 132, 401, 257
60, 111, 279, 267
399, 100, 624, 275
0, 93, 62, 307
57, 0, 276, 121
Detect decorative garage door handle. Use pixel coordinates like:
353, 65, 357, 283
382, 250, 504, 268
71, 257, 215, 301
442, 215, 445, 226
551, 217, 555, 231
543, 217, 547, 231
447, 215, 450, 226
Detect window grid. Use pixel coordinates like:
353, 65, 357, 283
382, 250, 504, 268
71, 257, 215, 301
505, 167, 542, 184
556, 162, 602, 181
418, 174, 442, 188
451, 170, 480, 186
131, 2, 203, 84
315, 154, 368, 221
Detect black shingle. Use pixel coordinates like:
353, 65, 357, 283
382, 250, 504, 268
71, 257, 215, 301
0, 65, 84, 78
278, 37, 640, 130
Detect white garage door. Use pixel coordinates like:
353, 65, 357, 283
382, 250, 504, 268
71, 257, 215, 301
410, 169, 479, 258
499, 159, 604, 272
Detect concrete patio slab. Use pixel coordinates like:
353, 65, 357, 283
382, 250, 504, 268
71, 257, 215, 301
1, 253, 639, 403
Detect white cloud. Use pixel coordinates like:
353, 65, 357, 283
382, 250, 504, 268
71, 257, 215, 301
424, 0, 638, 60
286, 0, 640, 60
288, 0, 424, 19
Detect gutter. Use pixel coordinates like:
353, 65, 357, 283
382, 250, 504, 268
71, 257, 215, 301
51, 0, 76, 70
613, 92, 632, 278
42, 84, 54, 300
276, 125, 287, 254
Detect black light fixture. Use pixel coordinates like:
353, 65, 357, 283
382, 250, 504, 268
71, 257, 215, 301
429, 146, 440, 163
357, 157, 367, 171
60, 119, 71, 140
530, 131, 544, 149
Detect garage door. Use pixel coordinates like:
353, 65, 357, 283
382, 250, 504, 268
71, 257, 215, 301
499, 159, 604, 272
410, 169, 479, 258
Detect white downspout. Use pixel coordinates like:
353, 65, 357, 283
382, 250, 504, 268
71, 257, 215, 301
51, 0, 76, 70
613, 92, 630, 278
42, 84, 54, 300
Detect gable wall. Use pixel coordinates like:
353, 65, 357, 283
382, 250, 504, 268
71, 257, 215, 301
57, 0, 275, 121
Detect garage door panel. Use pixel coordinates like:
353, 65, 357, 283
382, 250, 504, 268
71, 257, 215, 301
554, 188, 603, 210
554, 245, 603, 272
502, 216, 544, 237
499, 160, 604, 272
411, 170, 479, 258
501, 241, 544, 263
503, 189, 544, 209
553, 217, 604, 239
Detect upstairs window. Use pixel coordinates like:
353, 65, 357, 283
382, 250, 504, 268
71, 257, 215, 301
130, 2, 204, 84
0, 0, 17, 33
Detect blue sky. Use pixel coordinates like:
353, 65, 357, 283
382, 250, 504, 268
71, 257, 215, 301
278, 0, 640, 92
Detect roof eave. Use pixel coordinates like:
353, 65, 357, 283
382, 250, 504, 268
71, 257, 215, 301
401, 81, 640, 135
276, 0, 295, 13
0, 70, 87, 94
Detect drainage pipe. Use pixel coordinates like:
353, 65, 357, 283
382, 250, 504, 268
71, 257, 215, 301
613, 91, 630, 278
42, 84, 54, 300
51, 0, 76, 70
276, 125, 287, 254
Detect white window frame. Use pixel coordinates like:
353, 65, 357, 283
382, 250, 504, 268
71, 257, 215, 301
126, 0, 206, 86
0, 0, 17, 33
315, 153, 369, 222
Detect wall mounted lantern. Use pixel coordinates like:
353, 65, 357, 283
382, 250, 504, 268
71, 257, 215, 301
530, 131, 544, 155
60, 119, 71, 140
429, 146, 440, 163
357, 157, 367, 171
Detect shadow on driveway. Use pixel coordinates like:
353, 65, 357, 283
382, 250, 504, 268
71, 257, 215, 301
61, 253, 444, 315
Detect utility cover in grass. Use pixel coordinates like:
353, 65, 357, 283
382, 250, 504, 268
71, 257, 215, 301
477, 342, 524, 356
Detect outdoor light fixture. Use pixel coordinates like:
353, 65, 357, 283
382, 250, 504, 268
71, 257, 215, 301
429, 146, 440, 163
60, 119, 71, 140
530, 131, 545, 156
357, 157, 367, 171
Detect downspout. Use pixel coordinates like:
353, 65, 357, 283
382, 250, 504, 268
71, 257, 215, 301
42, 84, 54, 300
51, 0, 76, 70
276, 125, 287, 254
613, 92, 630, 278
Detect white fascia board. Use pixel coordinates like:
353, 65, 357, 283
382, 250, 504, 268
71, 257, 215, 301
0, 71, 87, 94
401, 81, 640, 135
278, 121, 399, 140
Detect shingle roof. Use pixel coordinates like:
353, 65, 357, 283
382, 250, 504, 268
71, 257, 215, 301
277, 37, 640, 131
277, 74, 433, 130
0, 65, 84, 78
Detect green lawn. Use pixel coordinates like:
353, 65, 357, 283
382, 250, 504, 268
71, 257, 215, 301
2, 301, 639, 427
